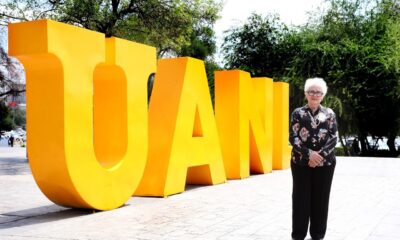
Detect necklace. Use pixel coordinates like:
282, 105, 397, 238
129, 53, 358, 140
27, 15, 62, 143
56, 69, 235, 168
308, 111, 320, 129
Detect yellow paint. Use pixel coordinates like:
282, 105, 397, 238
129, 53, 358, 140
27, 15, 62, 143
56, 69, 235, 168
8, 20, 156, 210
215, 70, 272, 179
273, 82, 292, 169
135, 57, 226, 197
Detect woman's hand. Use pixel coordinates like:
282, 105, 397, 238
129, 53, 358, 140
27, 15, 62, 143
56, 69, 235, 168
308, 150, 323, 168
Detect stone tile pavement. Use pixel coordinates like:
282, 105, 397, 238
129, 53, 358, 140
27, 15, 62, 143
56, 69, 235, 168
0, 146, 399, 240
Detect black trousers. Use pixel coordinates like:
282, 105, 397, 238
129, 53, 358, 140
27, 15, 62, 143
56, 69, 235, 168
291, 162, 335, 240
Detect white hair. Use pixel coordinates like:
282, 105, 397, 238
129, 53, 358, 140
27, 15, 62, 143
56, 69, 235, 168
304, 78, 327, 95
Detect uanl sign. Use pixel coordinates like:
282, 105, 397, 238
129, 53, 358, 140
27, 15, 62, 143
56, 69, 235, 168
9, 20, 292, 211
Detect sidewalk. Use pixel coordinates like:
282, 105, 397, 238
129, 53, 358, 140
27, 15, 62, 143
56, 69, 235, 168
0, 146, 399, 240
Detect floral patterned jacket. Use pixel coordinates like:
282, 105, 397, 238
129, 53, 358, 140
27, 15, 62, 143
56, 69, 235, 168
289, 105, 338, 167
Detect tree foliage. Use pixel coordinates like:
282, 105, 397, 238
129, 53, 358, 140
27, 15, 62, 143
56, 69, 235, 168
222, 0, 400, 156
178, 25, 216, 60
288, 0, 400, 154
0, 100, 14, 131
222, 13, 294, 79
0, 0, 222, 57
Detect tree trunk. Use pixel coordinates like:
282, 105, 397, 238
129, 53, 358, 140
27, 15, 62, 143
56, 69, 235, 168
339, 135, 350, 156
387, 135, 396, 153
359, 135, 368, 154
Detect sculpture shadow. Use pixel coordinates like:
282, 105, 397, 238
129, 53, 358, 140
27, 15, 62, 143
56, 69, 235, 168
185, 184, 210, 192
0, 205, 97, 229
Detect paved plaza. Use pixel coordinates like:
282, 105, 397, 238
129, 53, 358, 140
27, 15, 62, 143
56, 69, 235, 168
0, 145, 399, 240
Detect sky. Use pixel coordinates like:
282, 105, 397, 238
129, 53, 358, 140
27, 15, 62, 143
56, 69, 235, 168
0, 27, 6, 49
215, 0, 325, 33
214, 0, 326, 63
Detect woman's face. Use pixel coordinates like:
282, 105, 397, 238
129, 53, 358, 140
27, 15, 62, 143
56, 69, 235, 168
305, 85, 324, 106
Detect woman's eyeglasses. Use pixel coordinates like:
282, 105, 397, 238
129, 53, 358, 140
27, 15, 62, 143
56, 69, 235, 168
306, 91, 323, 97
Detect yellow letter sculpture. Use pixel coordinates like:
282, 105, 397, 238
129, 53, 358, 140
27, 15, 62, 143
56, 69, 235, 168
215, 70, 273, 179
252, 77, 274, 172
8, 19, 292, 210
8, 20, 156, 210
273, 82, 292, 169
135, 57, 226, 197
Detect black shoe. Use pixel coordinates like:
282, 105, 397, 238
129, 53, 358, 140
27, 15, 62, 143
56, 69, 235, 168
311, 236, 324, 240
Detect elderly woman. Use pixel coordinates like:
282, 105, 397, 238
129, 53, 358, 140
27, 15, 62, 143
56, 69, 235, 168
289, 78, 338, 240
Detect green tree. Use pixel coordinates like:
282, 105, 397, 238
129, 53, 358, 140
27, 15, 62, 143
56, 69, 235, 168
0, 100, 14, 131
288, 0, 400, 155
220, 13, 308, 114
0, 0, 222, 57
13, 107, 26, 128
179, 26, 217, 60
221, 13, 294, 79
221, 0, 400, 156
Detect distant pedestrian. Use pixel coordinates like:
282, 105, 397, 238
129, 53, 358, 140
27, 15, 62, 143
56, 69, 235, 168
8, 135, 14, 147
289, 78, 338, 240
